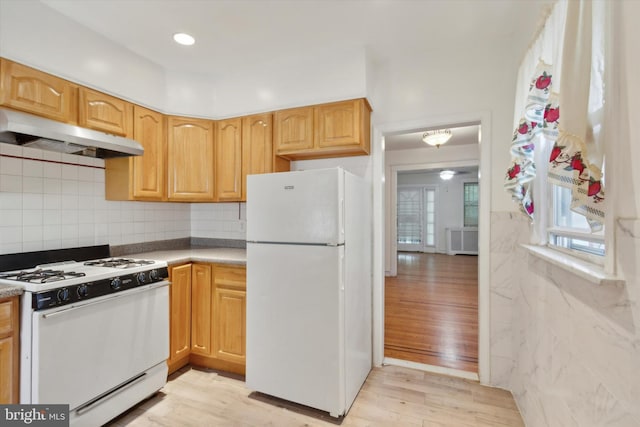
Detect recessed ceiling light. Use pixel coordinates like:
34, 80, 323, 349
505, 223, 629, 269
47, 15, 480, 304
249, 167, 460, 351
173, 33, 195, 46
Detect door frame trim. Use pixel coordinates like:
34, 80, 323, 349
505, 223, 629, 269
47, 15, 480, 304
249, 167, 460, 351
371, 110, 491, 384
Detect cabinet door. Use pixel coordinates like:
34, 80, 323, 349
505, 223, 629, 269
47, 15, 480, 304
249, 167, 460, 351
191, 264, 212, 356
215, 118, 243, 201
78, 87, 133, 137
168, 263, 192, 373
315, 98, 369, 152
273, 106, 314, 154
167, 117, 215, 201
0, 336, 15, 404
241, 113, 286, 201
212, 265, 246, 365
213, 288, 246, 365
0, 297, 18, 404
0, 58, 78, 124
132, 106, 165, 199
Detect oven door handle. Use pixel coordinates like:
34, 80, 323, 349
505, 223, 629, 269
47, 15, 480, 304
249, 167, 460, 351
41, 281, 169, 319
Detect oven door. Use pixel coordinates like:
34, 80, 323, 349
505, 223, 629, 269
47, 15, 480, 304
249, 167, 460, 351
30, 281, 169, 411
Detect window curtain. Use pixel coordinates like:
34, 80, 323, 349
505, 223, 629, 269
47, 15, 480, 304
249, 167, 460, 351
504, 0, 606, 232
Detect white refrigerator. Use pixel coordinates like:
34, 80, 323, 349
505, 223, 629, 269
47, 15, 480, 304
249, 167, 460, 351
246, 167, 372, 418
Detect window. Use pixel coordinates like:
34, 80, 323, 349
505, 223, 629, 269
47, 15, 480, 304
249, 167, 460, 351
397, 186, 436, 251
548, 184, 605, 259
397, 188, 422, 247
463, 182, 478, 227
425, 188, 435, 246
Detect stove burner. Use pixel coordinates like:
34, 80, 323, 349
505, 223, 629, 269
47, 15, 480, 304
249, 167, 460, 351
0, 269, 86, 283
84, 258, 156, 269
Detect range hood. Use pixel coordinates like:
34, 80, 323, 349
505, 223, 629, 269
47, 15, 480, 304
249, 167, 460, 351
0, 108, 143, 158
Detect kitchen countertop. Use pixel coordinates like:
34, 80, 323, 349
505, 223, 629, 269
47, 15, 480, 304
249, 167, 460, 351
0, 284, 24, 298
126, 247, 247, 266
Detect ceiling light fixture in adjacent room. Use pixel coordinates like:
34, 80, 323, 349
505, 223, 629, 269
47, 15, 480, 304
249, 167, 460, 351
439, 170, 455, 180
173, 33, 195, 46
422, 129, 452, 148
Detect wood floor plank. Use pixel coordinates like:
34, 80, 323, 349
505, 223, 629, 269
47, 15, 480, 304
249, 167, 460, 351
385, 252, 479, 372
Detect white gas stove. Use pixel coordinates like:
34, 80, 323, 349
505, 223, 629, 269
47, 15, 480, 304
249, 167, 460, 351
0, 246, 170, 427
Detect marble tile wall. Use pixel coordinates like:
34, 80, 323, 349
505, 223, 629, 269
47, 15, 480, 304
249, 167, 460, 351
507, 218, 640, 426
489, 211, 531, 389
0, 144, 191, 255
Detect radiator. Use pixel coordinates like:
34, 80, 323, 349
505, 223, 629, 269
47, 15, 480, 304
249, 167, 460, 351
446, 227, 478, 255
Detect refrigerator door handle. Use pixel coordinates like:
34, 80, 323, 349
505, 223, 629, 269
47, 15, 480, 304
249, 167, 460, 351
340, 198, 345, 238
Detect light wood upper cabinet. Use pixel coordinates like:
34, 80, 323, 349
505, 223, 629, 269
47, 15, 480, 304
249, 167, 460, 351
0, 296, 19, 404
0, 58, 78, 124
241, 113, 289, 201
168, 263, 192, 374
191, 263, 212, 356
215, 118, 243, 202
78, 87, 133, 137
212, 265, 246, 366
105, 105, 165, 201
132, 106, 165, 199
316, 98, 370, 151
167, 116, 215, 202
274, 98, 371, 160
274, 106, 314, 153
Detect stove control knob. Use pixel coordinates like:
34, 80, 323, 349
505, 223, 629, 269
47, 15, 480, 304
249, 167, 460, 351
137, 272, 147, 285
110, 277, 122, 290
57, 288, 70, 302
149, 269, 159, 281
77, 284, 89, 298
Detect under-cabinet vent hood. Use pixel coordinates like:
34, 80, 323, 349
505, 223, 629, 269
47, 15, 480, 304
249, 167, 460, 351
0, 108, 143, 158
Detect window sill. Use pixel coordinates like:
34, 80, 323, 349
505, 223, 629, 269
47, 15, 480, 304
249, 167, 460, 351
520, 244, 624, 286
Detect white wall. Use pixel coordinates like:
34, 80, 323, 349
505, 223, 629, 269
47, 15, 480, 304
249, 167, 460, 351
369, 44, 519, 214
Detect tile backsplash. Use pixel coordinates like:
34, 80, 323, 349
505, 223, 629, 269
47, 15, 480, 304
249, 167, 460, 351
0, 144, 191, 255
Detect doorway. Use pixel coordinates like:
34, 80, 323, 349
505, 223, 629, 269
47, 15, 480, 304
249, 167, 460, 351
382, 123, 482, 377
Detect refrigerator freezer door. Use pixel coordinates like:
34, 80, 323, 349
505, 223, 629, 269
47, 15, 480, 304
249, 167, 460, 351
247, 168, 344, 245
246, 242, 346, 417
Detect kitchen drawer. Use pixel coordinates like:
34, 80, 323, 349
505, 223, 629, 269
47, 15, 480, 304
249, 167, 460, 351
213, 265, 246, 291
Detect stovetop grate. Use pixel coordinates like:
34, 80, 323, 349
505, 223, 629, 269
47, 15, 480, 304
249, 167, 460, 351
0, 269, 87, 283
84, 259, 156, 268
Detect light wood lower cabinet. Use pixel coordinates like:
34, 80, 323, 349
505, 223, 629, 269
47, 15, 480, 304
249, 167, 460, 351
190, 264, 213, 356
168, 263, 246, 376
211, 265, 246, 367
167, 264, 192, 375
0, 296, 19, 404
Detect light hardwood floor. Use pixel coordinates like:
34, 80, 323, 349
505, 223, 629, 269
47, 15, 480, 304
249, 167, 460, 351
385, 253, 479, 372
107, 365, 523, 426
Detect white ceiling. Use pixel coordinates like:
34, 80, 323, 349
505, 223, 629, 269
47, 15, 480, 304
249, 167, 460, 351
39, 0, 554, 75
385, 124, 480, 151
